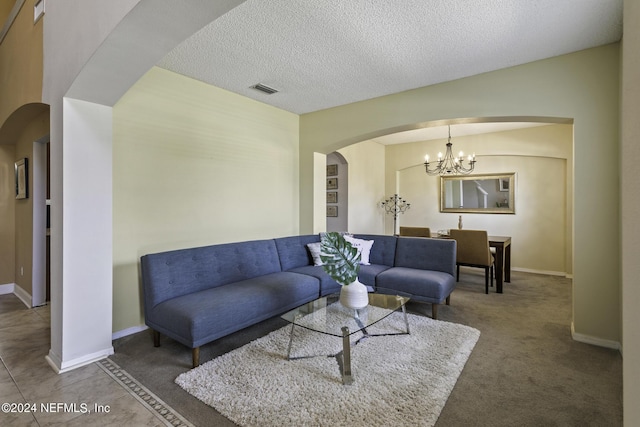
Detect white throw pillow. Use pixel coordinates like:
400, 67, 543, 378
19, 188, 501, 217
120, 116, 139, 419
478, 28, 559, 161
344, 236, 374, 265
306, 242, 324, 266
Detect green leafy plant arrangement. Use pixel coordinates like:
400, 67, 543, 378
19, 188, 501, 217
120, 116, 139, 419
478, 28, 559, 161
320, 232, 361, 286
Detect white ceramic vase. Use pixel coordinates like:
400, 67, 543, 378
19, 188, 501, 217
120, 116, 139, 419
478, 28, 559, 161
339, 279, 369, 309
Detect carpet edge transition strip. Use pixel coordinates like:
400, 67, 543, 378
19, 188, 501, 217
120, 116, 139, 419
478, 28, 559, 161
97, 358, 195, 427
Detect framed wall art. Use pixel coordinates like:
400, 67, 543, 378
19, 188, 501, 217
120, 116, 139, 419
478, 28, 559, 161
15, 158, 28, 199
327, 206, 338, 217
499, 177, 510, 191
327, 178, 338, 190
327, 164, 338, 176
327, 191, 338, 203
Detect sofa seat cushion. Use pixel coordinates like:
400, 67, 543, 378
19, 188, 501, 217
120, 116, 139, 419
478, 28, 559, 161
375, 267, 455, 304
149, 272, 319, 348
286, 265, 341, 296
358, 264, 392, 288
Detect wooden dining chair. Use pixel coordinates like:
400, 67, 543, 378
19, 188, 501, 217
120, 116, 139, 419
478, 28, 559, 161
448, 229, 494, 294
399, 226, 431, 238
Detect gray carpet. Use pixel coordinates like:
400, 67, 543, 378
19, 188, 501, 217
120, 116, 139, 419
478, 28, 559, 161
111, 270, 623, 426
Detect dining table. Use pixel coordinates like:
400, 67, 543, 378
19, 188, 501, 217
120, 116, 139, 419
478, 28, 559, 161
488, 236, 511, 293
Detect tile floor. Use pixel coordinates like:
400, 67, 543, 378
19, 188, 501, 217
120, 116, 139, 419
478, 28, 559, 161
0, 293, 191, 426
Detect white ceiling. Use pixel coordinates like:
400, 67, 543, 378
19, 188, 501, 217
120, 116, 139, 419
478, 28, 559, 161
157, 0, 622, 140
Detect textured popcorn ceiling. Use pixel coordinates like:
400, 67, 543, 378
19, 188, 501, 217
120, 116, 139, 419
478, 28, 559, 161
158, 0, 622, 116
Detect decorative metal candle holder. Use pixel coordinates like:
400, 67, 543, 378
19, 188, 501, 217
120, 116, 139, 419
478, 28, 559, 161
380, 194, 411, 234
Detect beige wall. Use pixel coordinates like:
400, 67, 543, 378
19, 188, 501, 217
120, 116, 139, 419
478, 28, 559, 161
112, 67, 300, 331
384, 124, 572, 275
0, 144, 15, 285
300, 45, 620, 346
0, 0, 46, 294
0, 0, 43, 126
337, 140, 386, 234
0, 1, 14, 25
622, 0, 640, 425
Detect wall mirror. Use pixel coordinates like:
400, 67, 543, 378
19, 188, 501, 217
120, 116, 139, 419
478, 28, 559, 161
440, 173, 516, 214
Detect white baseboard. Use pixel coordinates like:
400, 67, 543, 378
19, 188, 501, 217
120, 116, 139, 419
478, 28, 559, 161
112, 324, 148, 341
13, 285, 32, 308
511, 267, 569, 277
0, 283, 15, 295
0, 284, 33, 308
459, 266, 570, 278
571, 322, 621, 351
46, 346, 115, 374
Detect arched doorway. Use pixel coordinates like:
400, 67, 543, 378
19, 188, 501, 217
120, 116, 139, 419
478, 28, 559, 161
314, 117, 574, 277
0, 103, 50, 308
326, 152, 348, 232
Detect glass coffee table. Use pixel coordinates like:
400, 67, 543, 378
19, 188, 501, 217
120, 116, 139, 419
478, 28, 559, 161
281, 291, 410, 385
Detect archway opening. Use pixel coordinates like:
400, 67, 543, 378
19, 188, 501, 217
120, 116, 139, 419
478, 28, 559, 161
326, 152, 348, 232
314, 116, 574, 278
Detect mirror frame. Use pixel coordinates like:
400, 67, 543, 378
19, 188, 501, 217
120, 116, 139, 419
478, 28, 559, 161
440, 173, 516, 214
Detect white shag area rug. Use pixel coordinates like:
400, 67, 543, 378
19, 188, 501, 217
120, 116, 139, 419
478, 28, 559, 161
175, 311, 480, 427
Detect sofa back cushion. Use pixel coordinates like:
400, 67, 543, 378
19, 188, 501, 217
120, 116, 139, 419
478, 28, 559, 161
352, 234, 397, 266
394, 236, 456, 276
274, 235, 320, 270
141, 239, 282, 308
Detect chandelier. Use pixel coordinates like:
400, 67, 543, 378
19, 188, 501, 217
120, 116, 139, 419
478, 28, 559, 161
424, 125, 476, 175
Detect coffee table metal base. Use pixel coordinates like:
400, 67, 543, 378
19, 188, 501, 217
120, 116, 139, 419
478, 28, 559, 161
286, 303, 411, 385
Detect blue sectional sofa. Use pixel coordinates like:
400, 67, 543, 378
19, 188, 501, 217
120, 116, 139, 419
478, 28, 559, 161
141, 234, 456, 367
